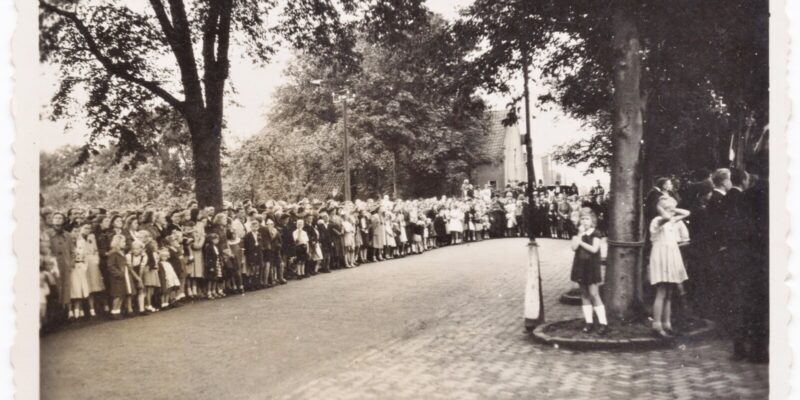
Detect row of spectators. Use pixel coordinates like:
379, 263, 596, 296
39, 183, 605, 330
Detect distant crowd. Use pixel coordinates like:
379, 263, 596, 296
39, 179, 606, 331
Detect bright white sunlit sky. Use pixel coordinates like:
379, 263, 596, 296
38, 0, 606, 186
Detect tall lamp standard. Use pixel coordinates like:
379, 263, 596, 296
521, 54, 545, 332
311, 80, 354, 202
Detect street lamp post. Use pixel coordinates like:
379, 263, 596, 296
342, 93, 351, 202
311, 79, 352, 202
522, 54, 545, 332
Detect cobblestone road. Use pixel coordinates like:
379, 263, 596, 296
41, 238, 767, 400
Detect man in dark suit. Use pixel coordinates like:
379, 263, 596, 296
243, 220, 264, 289
317, 214, 333, 273
722, 168, 763, 361
257, 217, 273, 286
704, 168, 731, 322
742, 164, 769, 363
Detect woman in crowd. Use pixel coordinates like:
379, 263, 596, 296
68, 223, 92, 319
343, 214, 356, 268
370, 209, 386, 261
124, 215, 140, 251
649, 196, 691, 338
75, 223, 105, 317
188, 208, 206, 298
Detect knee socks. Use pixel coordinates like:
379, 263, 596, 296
594, 305, 608, 325
582, 305, 593, 324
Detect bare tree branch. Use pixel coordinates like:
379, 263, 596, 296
40, 0, 185, 111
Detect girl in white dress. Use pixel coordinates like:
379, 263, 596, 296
505, 200, 517, 237
649, 196, 690, 337
158, 247, 181, 308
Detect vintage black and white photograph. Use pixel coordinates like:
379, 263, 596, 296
25, 0, 784, 398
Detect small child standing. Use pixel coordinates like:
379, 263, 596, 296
125, 241, 148, 314
570, 208, 609, 335
106, 235, 134, 319
649, 196, 690, 337
158, 247, 181, 308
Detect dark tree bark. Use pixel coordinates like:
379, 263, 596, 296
602, 1, 645, 321
42, 0, 234, 209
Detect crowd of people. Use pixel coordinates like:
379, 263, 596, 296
637, 166, 769, 363
38, 167, 768, 364
39, 180, 604, 331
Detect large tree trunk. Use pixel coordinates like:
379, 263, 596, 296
602, 1, 644, 321
189, 116, 224, 209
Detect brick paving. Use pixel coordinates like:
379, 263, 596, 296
40, 238, 768, 400
280, 238, 768, 400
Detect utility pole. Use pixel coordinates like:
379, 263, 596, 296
522, 53, 545, 332
343, 93, 351, 202
391, 152, 397, 198
310, 79, 353, 202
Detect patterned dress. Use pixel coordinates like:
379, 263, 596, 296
648, 217, 689, 284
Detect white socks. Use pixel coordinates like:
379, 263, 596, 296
583, 305, 609, 325
582, 305, 593, 324
594, 305, 608, 325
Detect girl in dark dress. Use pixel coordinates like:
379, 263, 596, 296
570, 208, 609, 334
107, 234, 137, 319
203, 233, 225, 299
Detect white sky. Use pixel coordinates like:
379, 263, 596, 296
39, 0, 598, 181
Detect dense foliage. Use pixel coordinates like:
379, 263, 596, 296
458, 0, 769, 179
225, 13, 490, 202
40, 144, 194, 210
40, 0, 430, 207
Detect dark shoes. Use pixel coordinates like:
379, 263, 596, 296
582, 324, 609, 335
664, 327, 682, 337
651, 329, 673, 339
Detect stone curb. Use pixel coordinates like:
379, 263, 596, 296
531, 318, 716, 351
558, 289, 583, 306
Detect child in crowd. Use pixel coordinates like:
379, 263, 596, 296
570, 208, 609, 335
167, 232, 187, 301
107, 235, 135, 319
203, 233, 225, 298
293, 219, 309, 279
158, 247, 181, 308
126, 241, 149, 313
138, 230, 161, 311
649, 196, 690, 338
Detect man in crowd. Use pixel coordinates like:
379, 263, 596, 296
723, 167, 767, 362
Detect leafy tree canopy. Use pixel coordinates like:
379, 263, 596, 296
227, 12, 490, 202
458, 0, 768, 178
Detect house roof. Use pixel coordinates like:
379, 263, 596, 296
307, 173, 344, 202
476, 110, 519, 162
